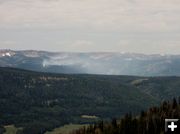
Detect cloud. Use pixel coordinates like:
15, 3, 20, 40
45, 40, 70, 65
116, 39, 180, 54
0, 0, 180, 54
55, 40, 95, 52
70, 40, 93, 48
0, 0, 180, 32
0, 40, 17, 49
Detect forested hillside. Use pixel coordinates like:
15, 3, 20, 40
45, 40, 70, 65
72, 98, 180, 134
0, 67, 180, 134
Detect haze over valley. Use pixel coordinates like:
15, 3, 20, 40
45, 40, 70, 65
0, 49, 180, 76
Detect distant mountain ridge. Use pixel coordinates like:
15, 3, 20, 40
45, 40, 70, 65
0, 49, 180, 76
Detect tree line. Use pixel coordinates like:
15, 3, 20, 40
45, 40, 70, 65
71, 97, 180, 134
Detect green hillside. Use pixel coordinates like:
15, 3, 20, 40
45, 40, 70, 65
0, 67, 180, 134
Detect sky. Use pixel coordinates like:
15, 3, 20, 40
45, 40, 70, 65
0, 0, 180, 54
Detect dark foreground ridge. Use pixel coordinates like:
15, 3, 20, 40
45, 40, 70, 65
0, 67, 180, 134
73, 98, 180, 134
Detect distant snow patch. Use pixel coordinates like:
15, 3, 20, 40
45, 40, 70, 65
2, 52, 12, 57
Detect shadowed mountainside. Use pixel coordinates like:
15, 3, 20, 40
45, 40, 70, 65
0, 67, 180, 133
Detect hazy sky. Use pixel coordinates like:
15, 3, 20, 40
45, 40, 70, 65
0, 0, 180, 54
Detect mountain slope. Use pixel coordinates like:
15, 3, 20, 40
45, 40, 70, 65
0, 49, 180, 76
0, 67, 180, 133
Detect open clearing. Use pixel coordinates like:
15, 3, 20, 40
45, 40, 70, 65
45, 124, 88, 134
